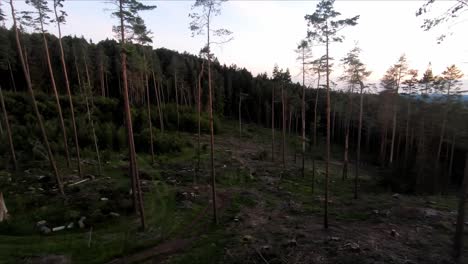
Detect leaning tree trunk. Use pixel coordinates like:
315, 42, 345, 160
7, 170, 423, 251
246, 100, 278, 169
0, 86, 17, 171
281, 85, 286, 169
54, 6, 83, 177
206, 15, 218, 224
81, 52, 103, 175
354, 82, 364, 199
9, 0, 64, 196
151, 72, 164, 133
145, 70, 154, 164
342, 87, 354, 181
271, 86, 275, 162
196, 60, 204, 182
454, 155, 468, 261
324, 32, 330, 229
174, 71, 180, 132
301, 85, 305, 179
7, 60, 16, 92
448, 134, 456, 180
119, 0, 145, 230
40, 22, 71, 168
313, 75, 320, 147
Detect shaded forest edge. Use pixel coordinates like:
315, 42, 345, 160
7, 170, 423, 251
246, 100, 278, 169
1, 26, 468, 194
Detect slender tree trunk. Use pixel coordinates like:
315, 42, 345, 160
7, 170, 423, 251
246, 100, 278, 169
196, 60, 204, 182
54, 7, 83, 178
9, 0, 64, 196
174, 71, 180, 132
389, 101, 397, 165
448, 134, 456, 180
314, 78, 320, 147
73, 47, 83, 95
271, 86, 275, 162
282, 84, 286, 169
301, 83, 305, 179
145, 71, 154, 164
41, 23, 71, 168
119, 0, 145, 230
77, 51, 102, 176
453, 155, 468, 261
151, 73, 164, 133
331, 106, 336, 143
324, 31, 330, 229
0, 86, 17, 171
7, 60, 16, 92
342, 87, 354, 181
404, 95, 411, 163
239, 95, 242, 140
207, 11, 218, 224
354, 83, 364, 199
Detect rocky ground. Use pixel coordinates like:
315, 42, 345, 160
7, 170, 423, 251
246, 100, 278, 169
0, 123, 466, 264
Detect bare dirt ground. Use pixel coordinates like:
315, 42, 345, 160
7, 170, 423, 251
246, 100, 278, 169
156, 131, 467, 264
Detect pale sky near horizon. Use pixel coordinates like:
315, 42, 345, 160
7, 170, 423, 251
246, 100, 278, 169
4, 0, 468, 88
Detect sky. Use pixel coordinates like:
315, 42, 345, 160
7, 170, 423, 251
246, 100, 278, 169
4, 0, 468, 87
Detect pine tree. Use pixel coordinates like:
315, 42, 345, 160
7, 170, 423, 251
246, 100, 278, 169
24, 0, 72, 168
53, 0, 83, 177
305, 0, 359, 228
9, 0, 64, 195
110, 0, 156, 230
190, 0, 232, 224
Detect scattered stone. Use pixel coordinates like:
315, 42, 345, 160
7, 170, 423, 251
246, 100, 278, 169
329, 236, 341, 242
52, 226, 65, 232
36, 220, 47, 227
66, 222, 74, 229
78, 216, 86, 228
242, 235, 254, 243
109, 212, 120, 217
27, 254, 71, 264
39, 225, 51, 235
283, 239, 298, 247
85, 174, 96, 180
392, 193, 400, 199
391, 229, 400, 237
179, 200, 193, 209
344, 242, 360, 252
372, 210, 379, 215
100, 197, 109, 201
423, 208, 439, 218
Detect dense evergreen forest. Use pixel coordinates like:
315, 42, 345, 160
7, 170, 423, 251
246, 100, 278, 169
0, 0, 467, 263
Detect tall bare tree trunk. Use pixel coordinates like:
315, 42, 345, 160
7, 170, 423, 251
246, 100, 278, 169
151, 73, 164, 133
0, 86, 17, 171
389, 101, 397, 165
174, 71, 180, 132
313, 76, 320, 147
448, 134, 456, 180
301, 83, 306, 179
40, 21, 71, 168
324, 32, 330, 229
9, 0, 64, 196
342, 86, 354, 180
7, 60, 16, 92
145, 71, 154, 164
54, 6, 82, 177
207, 12, 218, 224
77, 51, 102, 176
196, 60, 204, 182
454, 155, 468, 261
119, 0, 145, 230
281, 85, 286, 169
271, 86, 275, 162
354, 83, 364, 199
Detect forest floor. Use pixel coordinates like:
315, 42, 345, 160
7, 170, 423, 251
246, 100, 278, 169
0, 120, 466, 264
